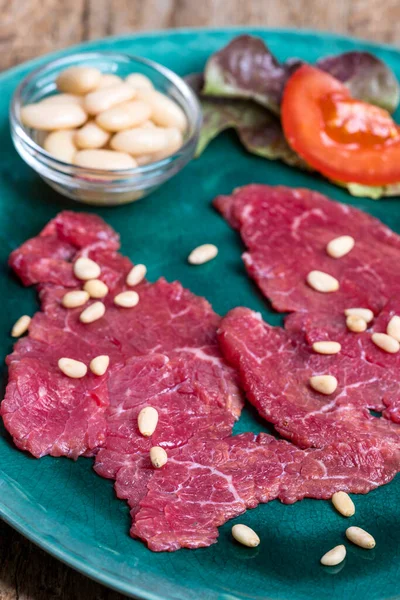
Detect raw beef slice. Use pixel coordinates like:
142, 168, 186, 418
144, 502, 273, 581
3, 211, 400, 552
214, 184, 400, 314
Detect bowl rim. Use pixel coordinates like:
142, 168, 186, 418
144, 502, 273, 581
10, 50, 202, 177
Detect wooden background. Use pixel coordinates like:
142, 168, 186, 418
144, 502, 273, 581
1, 0, 399, 598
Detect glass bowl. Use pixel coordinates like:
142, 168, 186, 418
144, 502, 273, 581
10, 52, 202, 206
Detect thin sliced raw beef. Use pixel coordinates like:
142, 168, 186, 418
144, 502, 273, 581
218, 307, 400, 451
214, 184, 400, 314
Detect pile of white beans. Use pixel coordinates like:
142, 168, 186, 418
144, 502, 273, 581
20, 66, 187, 170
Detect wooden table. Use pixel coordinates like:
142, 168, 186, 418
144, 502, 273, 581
1, 0, 400, 598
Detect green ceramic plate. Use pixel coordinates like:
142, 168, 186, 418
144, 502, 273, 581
1, 28, 400, 600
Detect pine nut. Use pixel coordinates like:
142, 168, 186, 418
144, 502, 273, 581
306, 271, 339, 293
21, 103, 87, 131
332, 491, 355, 517
137, 89, 187, 132
74, 149, 137, 170
125, 73, 154, 90
231, 524, 260, 548
188, 244, 218, 265
96, 101, 152, 132
75, 121, 110, 150
371, 332, 400, 354
346, 526, 376, 549
41, 94, 85, 107
56, 66, 101, 95
62, 290, 90, 308
11, 315, 31, 337
110, 126, 170, 155
138, 406, 159, 436
126, 264, 147, 287
309, 375, 338, 395
346, 315, 367, 333
89, 355, 110, 376
79, 301, 105, 324
44, 130, 77, 163
58, 357, 87, 378
344, 308, 374, 323
312, 341, 341, 355
387, 315, 400, 342
74, 257, 101, 281
320, 545, 346, 566
150, 446, 168, 468
326, 235, 355, 258
114, 291, 139, 308
84, 83, 136, 115
97, 74, 123, 88
83, 279, 108, 298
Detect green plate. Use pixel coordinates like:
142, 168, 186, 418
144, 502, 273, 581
1, 28, 400, 600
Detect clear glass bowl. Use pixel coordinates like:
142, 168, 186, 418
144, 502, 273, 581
10, 52, 202, 206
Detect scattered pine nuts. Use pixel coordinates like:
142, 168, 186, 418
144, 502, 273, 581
11, 315, 31, 338
150, 446, 168, 468
79, 301, 106, 324
62, 290, 90, 308
58, 357, 87, 379
188, 244, 218, 265
231, 524, 260, 548
312, 341, 341, 355
83, 279, 108, 298
56, 66, 101, 95
306, 270, 339, 293
89, 355, 110, 376
346, 315, 367, 333
326, 235, 355, 259
73, 257, 101, 281
344, 308, 374, 324
387, 315, 400, 342
114, 290, 139, 308
126, 264, 147, 287
320, 545, 346, 566
309, 375, 338, 395
332, 491, 355, 517
346, 526, 376, 549
371, 332, 400, 354
138, 406, 159, 436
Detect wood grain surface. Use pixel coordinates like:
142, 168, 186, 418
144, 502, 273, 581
1, 0, 399, 598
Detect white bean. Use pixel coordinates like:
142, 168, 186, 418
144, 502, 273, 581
126, 73, 154, 90
74, 149, 137, 170
56, 66, 101, 95
96, 101, 152, 132
320, 545, 346, 566
126, 264, 147, 287
41, 94, 84, 107
110, 126, 169, 155
44, 130, 77, 163
74, 257, 101, 280
75, 122, 110, 149
150, 128, 183, 161
137, 89, 187, 132
21, 103, 87, 130
97, 74, 123, 88
11, 315, 31, 338
89, 355, 110, 376
58, 357, 87, 379
231, 524, 260, 547
84, 83, 136, 116
138, 406, 158, 436
83, 279, 109, 298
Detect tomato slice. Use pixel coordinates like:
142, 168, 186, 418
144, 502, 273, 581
281, 65, 400, 186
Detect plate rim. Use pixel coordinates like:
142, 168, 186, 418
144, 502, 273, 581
2, 25, 400, 600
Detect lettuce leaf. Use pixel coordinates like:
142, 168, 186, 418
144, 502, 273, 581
203, 35, 400, 114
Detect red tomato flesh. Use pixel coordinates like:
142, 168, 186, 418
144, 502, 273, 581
281, 65, 400, 186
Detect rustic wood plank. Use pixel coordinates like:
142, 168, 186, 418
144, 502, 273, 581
1, 1, 400, 598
